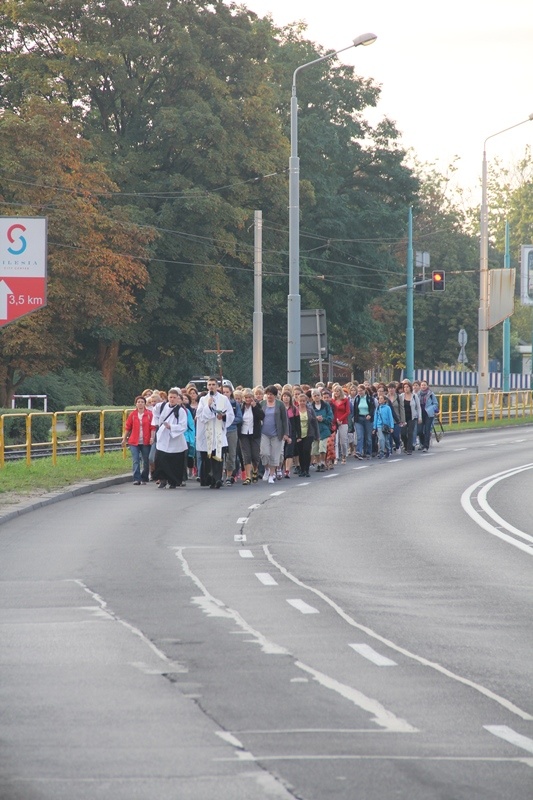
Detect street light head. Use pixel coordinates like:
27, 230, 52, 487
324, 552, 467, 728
353, 32, 377, 48
529, 112, 533, 121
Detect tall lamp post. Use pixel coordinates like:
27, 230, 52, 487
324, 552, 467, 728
478, 113, 533, 406
287, 32, 377, 384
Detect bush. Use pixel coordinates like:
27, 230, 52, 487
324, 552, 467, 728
16, 368, 113, 413
0, 408, 52, 445
63, 406, 130, 438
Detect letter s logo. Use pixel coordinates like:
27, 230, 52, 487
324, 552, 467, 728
7, 224, 27, 256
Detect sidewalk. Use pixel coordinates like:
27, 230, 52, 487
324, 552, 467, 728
0, 473, 131, 527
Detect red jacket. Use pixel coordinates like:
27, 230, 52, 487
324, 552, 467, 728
331, 397, 350, 425
124, 409, 153, 445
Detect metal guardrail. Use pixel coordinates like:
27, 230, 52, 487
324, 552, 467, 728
438, 390, 533, 425
0, 409, 131, 468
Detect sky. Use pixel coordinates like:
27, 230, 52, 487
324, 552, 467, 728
243, 0, 533, 200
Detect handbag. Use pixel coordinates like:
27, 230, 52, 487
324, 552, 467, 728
382, 424, 392, 435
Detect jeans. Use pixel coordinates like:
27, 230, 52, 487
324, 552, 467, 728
129, 444, 150, 482
377, 428, 390, 456
420, 415, 434, 449
355, 419, 373, 456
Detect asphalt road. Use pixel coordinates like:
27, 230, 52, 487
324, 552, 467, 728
1, 427, 532, 799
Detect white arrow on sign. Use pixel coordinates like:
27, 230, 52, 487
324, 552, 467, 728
0, 280, 14, 320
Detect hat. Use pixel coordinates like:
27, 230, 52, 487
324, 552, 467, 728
222, 379, 234, 391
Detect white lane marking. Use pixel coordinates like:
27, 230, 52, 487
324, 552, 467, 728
249, 504, 261, 510
263, 546, 532, 721
353, 466, 369, 470
294, 662, 416, 733
215, 754, 530, 763
298, 482, 310, 486
461, 464, 533, 555
286, 599, 319, 614
270, 490, 285, 496
236, 517, 249, 524
175, 551, 417, 733
255, 572, 278, 586
483, 443, 499, 447
349, 643, 397, 666
68, 580, 187, 671
234, 534, 247, 542
175, 549, 288, 655
239, 550, 254, 558
454, 447, 467, 451
484, 726, 533, 755
388, 458, 402, 463
323, 473, 338, 479
477, 474, 533, 544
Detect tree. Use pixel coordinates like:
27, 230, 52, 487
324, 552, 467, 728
0, 99, 153, 404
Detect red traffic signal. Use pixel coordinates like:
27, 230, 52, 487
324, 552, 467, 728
432, 270, 445, 291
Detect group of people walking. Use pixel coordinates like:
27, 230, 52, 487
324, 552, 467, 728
121, 377, 440, 488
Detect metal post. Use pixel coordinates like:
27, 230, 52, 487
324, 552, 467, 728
315, 309, 323, 383
287, 34, 377, 385
478, 114, 533, 409
405, 206, 414, 380
253, 210, 263, 388
502, 220, 510, 393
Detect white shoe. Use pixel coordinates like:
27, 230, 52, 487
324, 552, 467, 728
262, 469, 270, 481
268, 475, 276, 484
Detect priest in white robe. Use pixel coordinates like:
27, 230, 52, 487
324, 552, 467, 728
196, 377, 234, 488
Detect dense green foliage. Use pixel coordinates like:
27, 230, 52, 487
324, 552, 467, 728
1, 1, 530, 396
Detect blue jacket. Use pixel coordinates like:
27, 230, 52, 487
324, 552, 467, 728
311, 399, 333, 440
373, 403, 394, 430
226, 397, 243, 432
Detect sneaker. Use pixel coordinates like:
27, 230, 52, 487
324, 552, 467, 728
225, 478, 233, 486
262, 469, 270, 482
276, 468, 283, 480
284, 471, 290, 479
268, 475, 276, 484
158, 481, 167, 489
354, 452, 363, 460
133, 480, 141, 485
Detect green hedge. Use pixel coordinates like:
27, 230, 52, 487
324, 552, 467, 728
63, 406, 130, 438
0, 408, 52, 445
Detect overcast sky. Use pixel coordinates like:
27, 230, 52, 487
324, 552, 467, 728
244, 0, 533, 200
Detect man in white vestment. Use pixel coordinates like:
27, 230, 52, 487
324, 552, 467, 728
196, 376, 234, 488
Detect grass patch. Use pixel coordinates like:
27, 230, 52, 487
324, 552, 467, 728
441, 416, 533, 432
0, 452, 129, 502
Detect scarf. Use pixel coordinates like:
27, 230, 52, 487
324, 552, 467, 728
206, 406, 224, 461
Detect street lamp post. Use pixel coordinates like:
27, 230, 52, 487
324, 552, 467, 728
478, 113, 533, 407
287, 33, 377, 385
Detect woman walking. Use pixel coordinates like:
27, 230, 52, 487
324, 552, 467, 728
260, 385, 290, 484
121, 396, 153, 485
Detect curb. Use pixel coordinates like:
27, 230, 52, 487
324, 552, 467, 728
0, 474, 131, 527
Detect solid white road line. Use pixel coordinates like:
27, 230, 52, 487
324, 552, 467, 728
263, 545, 532, 721
286, 599, 319, 614
255, 572, 278, 586
349, 643, 397, 666
461, 464, 533, 555
484, 725, 533, 755
239, 550, 254, 558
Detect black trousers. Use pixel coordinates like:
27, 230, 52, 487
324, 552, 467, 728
153, 449, 186, 486
296, 436, 313, 474
199, 449, 227, 486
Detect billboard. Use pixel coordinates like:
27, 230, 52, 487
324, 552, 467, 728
520, 245, 533, 306
0, 217, 47, 326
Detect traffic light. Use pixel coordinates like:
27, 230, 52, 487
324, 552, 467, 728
432, 270, 445, 291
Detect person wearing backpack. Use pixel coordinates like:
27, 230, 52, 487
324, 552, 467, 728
418, 380, 440, 451
152, 388, 189, 488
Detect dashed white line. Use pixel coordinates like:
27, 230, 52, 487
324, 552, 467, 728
349, 643, 397, 666
298, 481, 310, 486
270, 490, 285, 496
239, 550, 254, 558
234, 534, 247, 542
323, 473, 338, 479
255, 572, 278, 586
286, 599, 319, 614
236, 517, 249, 524
248, 504, 261, 510
484, 725, 533, 754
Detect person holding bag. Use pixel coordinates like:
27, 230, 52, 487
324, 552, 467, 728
121, 395, 153, 485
